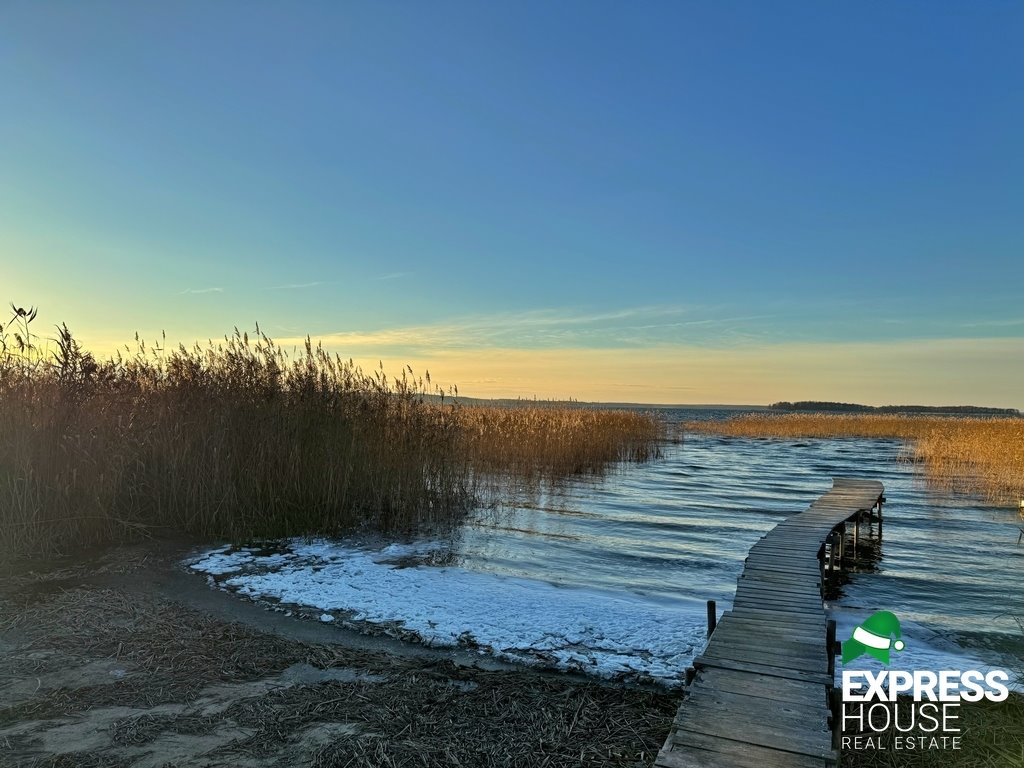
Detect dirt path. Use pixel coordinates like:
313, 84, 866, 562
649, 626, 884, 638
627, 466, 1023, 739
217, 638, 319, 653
0, 542, 678, 767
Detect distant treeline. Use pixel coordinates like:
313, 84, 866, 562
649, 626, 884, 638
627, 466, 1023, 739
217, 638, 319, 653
769, 401, 1021, 416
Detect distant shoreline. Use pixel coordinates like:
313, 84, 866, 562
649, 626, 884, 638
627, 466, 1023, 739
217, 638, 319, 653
769, 400, 1021, 416
423, 395, 1023, 415
421, 394, 771, 410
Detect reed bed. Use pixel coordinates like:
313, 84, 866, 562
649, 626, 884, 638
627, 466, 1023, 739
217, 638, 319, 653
457, 404, 668, 482
1, 326, 469, 558
0, 309, 666, 558
688, 413, 1024, 505
913, 419, 1024, 505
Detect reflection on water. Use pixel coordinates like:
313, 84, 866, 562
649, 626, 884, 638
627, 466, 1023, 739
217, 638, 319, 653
449, 408, 1024, 665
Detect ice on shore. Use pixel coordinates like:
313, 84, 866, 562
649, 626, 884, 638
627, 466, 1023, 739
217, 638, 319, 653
188, 539, 705, 686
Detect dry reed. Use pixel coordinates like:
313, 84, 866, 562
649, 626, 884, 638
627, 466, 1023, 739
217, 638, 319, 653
689, 413, 1024, 505
457, 404, 667, 482
0, 308, 666, 558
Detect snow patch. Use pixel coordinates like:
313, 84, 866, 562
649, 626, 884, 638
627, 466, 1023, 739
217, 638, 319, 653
189, 539, 704, 686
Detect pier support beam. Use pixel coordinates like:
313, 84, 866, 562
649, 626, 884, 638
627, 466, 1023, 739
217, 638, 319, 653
853, 512, 860, 557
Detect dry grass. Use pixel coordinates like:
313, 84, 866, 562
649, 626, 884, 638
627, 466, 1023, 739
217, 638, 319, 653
0, 309, 666, 559
688, 413, 1024, 505
686, 412, 954, 440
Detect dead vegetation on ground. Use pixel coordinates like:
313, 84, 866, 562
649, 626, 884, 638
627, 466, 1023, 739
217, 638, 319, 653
0, 571, 677, 767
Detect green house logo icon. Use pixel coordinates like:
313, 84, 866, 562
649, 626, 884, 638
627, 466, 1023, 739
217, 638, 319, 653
842, 610, 906, 665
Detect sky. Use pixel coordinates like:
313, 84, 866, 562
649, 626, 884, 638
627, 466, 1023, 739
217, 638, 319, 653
2, 1, 1022, 406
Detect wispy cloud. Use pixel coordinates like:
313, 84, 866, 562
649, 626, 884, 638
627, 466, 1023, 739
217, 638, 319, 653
274, 304, 765, 353
373, 271, 413, 281
267, 281, 325, 290
179, 287, 223, 295
961, 317, 1024, 328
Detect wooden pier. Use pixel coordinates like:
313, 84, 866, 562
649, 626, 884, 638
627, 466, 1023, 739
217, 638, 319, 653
655, 477, 885, 768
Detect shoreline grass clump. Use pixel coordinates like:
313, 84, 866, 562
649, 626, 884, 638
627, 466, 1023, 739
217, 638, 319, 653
688, 413, 1024, 506
0, 306, 667, 559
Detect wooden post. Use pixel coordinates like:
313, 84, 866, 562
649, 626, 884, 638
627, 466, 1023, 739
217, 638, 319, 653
1017, 500, 1022, 544
853, 512, 859, 556
824, 535, 831, 585
706, 600, 717, 638
827, 532, 837, 587
830, 687, 843, 752
826, 619, 837, 678
685, 666, 696, 686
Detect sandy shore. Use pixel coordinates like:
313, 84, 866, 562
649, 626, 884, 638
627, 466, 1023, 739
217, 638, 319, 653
0, 541, 677, 767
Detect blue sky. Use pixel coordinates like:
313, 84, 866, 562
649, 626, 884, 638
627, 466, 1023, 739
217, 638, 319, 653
2, 2, 1022, 405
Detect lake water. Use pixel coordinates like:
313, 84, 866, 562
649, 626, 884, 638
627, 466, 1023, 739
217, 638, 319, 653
191, 407, 1024, 685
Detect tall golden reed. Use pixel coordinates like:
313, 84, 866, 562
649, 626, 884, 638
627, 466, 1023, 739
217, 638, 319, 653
0, 313, 667, 558
456, 404, 666, 481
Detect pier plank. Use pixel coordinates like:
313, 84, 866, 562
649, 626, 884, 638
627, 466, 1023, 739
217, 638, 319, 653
659, 732, 829, 768
691, 668, 827, 706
